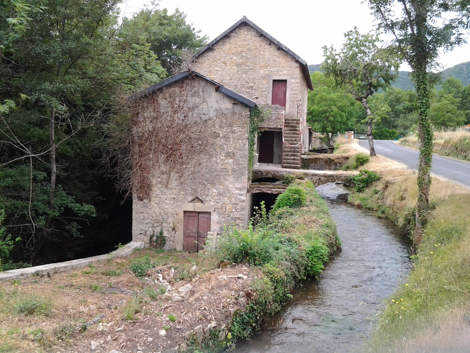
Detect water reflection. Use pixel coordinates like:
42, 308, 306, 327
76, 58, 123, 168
235, 184, 410, 353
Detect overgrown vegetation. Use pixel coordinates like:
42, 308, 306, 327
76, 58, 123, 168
214, 181, 340, 344
129, 254, 155, 277
248, 107, 265, 180
348, 169, 380, 192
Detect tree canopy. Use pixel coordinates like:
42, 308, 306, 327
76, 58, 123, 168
307, 72, 364, 142
322, 28, 400, 156
0, 0, 204, 265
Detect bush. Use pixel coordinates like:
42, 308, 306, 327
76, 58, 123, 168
129, 255, 155, 277
342, 153, 370, 170
372, 128, 399, 140
349, 169, 380, 192
306, 239, 330, 277
272, 185, 306, 211
354, 153, 370, 167
215, 225, 281, 266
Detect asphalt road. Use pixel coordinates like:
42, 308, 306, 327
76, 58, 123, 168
358, 140, 470, 189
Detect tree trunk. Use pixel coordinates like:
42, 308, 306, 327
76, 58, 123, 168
32, 108, 57, 264
45, 107, 56, 231
414, 66, 433, 238
362, 98, 376, 157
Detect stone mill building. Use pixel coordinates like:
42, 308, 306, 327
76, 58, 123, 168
130, 16, 313, 251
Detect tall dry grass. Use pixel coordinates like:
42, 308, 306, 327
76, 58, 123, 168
399, 127, 470, 162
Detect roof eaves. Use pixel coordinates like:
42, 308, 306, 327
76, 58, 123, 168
128, 72, 189, 101
128, 71, 257, 109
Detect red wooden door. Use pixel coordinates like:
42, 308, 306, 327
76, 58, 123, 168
183, 212, 211, 252
183, 212, 199, 252
258, 131, 274, 163
272, 80, 287, 107
197, 212, 211, 250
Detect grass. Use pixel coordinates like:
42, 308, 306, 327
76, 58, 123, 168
335, 137, 470, 352
399, 127, 470, 162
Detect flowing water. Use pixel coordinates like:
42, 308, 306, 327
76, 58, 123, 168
235, 183, 411, 353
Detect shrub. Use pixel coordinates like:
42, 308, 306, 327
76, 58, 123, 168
129, 255, 154, 277
342, 153, 370, 170
215, 225, 280, 266
283, 174, 296, 185
372, 128, 398, 140
272, 185, 306, 211
306, 239, 330, 277
348, 169, 380, 192
168, 314, 176, 322
354, 153, 370, 167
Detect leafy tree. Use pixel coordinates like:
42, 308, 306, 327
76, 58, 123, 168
0, 0, 167, 264
367, 0, 470, 231
307, 72, 363, 144
379, 87, 418, 135
322, 28, 400, 156
120, 3, 207, 74
430, 94, 466, 127
460, 84, 470, 123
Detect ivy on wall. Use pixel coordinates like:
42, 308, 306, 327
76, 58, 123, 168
248, 107, 265, 180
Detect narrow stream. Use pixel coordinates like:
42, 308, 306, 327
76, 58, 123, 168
236, 183, 411, 353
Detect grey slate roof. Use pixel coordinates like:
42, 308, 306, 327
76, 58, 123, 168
128, 71, 258, 109
193, 16, 313, 90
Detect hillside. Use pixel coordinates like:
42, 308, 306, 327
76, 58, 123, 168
308, 61, 470, 90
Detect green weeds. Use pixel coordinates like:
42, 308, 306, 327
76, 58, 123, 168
129, 254, 155, 277
348, 169, 380, 192
14, 295, 51, 316
122, 296, 143, 320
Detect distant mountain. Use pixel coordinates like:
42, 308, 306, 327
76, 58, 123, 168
308, 61, 470, 90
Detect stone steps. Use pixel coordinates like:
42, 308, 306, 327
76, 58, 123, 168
282, 118, 301, 169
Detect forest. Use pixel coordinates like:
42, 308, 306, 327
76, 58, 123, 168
0, 0, 206, 268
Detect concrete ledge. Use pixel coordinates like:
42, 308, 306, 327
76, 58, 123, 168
253, 164, 356, 186
0, 241, 145, 282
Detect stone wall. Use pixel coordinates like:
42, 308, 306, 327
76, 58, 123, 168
301, 155, 350, 171
192, 23, 307, 120
132, 76, 251, 249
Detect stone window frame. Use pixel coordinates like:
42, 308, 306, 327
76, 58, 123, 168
267, 76, 291, 114
174, 203, 218, 251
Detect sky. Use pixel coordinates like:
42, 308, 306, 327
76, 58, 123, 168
119, 0, 470, 71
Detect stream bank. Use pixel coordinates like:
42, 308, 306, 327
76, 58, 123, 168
235, 183, 411, 353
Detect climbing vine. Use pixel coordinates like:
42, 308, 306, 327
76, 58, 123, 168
248, 107, 265, 180
131, 75, 211, 200
415, 67, 433, 235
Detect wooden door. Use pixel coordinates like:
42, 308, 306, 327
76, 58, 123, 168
197, 212, 211, 250
258, 131, 274, 163
272, 80, 287, 107
183, 212, 211, 252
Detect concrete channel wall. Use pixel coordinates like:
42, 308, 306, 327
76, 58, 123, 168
0, 241, 145, 282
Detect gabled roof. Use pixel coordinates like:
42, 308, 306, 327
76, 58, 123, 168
193, 16, 313, 90
129, 71, 258, 108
